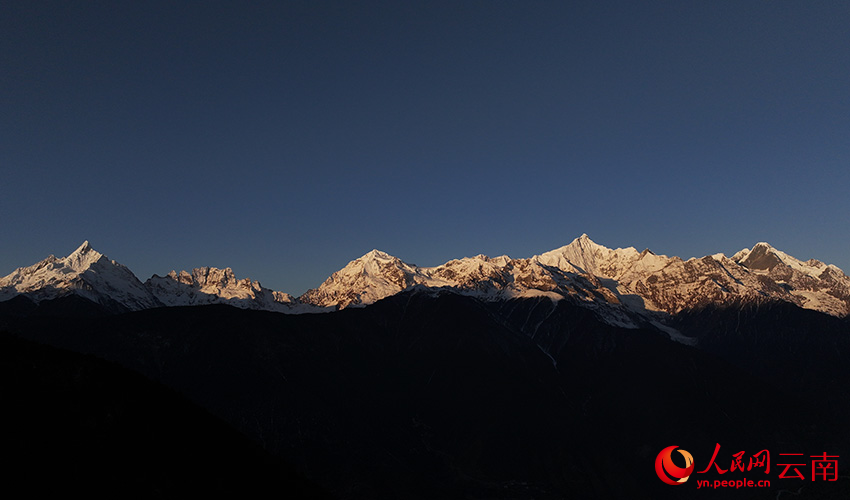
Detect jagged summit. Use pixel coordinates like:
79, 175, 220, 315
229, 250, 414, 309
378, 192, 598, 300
733, 242, 842, 276
361, 249, 394, 261
146, 266, 300, 312
536, 234, 643, 279
558, 233, 605, 252
300, 250, 426, 309
73, 240, 93, 254
0, 241, 160, 311
63, 240, 105, 271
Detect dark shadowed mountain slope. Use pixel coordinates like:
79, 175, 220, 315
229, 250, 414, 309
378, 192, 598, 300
0, 331, 333, 499
4, 290, 849, 499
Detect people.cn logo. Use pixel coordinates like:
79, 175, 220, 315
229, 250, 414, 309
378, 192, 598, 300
656, 446, 695, 485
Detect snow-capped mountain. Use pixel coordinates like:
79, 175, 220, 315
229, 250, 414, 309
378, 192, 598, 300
3, 237, 849, 325
0, 241, 322, 314
0, 241, 161, 311
298, 234, 850, 323
300, 241, 618, 309
145, 267, 308, 313
731, 242, 850, 316
299, 250, 434, 309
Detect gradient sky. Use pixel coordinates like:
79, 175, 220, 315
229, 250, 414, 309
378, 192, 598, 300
2, 1, 849, 294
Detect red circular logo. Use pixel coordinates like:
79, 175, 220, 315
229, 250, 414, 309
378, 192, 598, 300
655, 446, 695, 485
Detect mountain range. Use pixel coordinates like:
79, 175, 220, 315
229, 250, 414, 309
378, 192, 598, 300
3, 236, 849, 499
2, 235, 848, 330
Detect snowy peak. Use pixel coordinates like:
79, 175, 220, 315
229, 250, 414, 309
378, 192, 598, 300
299, 250, 426, 309
335, 249, 411, 284
425, 254, 514, 294
68, 240, 106, 266
72, 240, 94, 255
353, 250, 416, 283
536, 234, 642, 279
362, 249, 394, 261
730, 241, 850, 316
146, 267, 298, 312
65, 240, 103, 269
0, 241, 160, 311
734, 242, 837, 278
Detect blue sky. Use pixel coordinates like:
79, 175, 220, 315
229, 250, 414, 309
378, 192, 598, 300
2, 1, 848, 294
